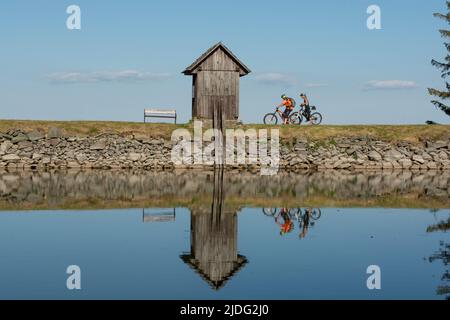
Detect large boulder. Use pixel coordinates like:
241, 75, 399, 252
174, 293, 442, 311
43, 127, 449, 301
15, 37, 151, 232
128, 153, 142, 162
426, 140, 448, 150
412, 155, 425, 164
438, 151, 448, 160
90, 140, 107, 150
67, 161, 81, 169
27, 131, 45, 141
427, 162, 438, 170
422, 152, 433, 161
368, 151, 382, 161
47, 127, 66, 139
17, 141, 33, 150
2, 154, 21, 162
398, 159, 413, 169
32, 153, 43, 160
11, 133, 29, 144
384, 149, 404, 161
0, 141, 12, 153
75, 153, 87, 163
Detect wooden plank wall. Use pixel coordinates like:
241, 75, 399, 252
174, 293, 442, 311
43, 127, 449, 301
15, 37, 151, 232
193, 48, 241, 120
191, 210, 239, 284
200, 48, 241, 72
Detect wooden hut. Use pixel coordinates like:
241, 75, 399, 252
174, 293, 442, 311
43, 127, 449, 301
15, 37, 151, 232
183, 42, 251, 121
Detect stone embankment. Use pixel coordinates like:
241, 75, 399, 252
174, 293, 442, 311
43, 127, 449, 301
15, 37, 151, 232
1, 128, 449, 171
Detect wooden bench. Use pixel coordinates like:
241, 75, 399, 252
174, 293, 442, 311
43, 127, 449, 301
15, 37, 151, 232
144, 109, 177, 124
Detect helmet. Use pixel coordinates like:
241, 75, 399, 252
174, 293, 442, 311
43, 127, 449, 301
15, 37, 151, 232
281, 94, 287, 99
300, 93, 305, 97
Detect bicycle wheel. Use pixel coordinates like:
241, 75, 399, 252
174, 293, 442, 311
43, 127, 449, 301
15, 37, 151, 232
310, 208, 322, 220
310, 112, 323, 125
289, 112, 302, 125
264, 113, 278, 125
263, 208, 278, 217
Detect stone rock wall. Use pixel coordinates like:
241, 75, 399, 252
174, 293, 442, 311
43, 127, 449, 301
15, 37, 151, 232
1, 128, 450, 171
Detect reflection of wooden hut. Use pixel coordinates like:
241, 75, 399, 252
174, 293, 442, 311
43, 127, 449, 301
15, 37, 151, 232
180, 169, 247, 290
181, 209, 247, 290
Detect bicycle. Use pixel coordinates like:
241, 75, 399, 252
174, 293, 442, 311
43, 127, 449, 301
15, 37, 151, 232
289, 106, 323, 125
263, 107, 296, 125
288, 208, 322, 221
262, 207, 322, 221
262, 208, 278, 217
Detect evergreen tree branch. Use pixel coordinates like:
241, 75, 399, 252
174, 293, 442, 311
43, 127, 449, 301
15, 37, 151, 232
430, 3, 450, 118
431, 59, 450, 73
433, 12, 450, 21
428, 87, 450, 99
439, 29, 450, 38
431, 100, 450, 115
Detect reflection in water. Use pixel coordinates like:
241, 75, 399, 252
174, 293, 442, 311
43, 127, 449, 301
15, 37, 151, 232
263, 208, 322, 239
181, 169, 247, 290
426, 215, 450, 299
0, 169, 449, 298
0, 170, 449, 210
143, 171, 327, 289
275, 208, 294, 236
143, 208, 176, 223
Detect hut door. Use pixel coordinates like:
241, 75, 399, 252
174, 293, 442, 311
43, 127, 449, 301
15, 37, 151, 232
208, 96, 234, 121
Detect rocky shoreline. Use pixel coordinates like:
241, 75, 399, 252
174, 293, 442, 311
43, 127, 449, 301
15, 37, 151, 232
1, 128, 450, 171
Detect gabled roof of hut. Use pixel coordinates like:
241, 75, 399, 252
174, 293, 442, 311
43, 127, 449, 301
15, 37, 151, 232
180, 254, 248, 291
182, 42, 251, 76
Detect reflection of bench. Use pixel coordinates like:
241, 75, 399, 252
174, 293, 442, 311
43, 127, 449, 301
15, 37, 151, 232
143, 208, 176, 223
144, 109, 177, 124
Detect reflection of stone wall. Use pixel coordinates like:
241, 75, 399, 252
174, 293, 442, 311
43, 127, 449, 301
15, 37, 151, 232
0, 129, 450, 171
0, 170, 448, 209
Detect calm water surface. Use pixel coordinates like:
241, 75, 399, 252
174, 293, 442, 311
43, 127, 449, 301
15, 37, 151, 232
0, 170, 448, 300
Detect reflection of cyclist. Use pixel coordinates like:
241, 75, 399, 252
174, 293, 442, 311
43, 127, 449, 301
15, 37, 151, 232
300, 208, 312, 239
276, 208, 294, 236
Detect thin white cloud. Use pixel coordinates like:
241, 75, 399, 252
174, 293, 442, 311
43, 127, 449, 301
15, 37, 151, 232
47, 70, 171, 84
254, 73, 298, 87
363, 80, 420, 90
305, 83, 329, 88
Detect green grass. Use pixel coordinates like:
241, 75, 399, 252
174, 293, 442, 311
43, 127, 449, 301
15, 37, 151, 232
0, 194, 448, 211
0, 120, 449, 143
0, 120, 184, 139
249, 124, 450, 144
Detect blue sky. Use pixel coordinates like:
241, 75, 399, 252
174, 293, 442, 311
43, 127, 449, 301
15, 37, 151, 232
0, 0, 449, 124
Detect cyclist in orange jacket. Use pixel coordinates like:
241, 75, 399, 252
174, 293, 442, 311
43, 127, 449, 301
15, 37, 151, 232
278, 94, 295, 124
